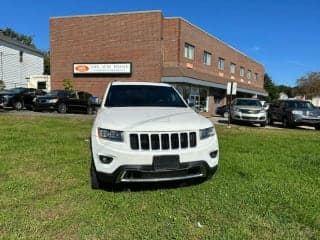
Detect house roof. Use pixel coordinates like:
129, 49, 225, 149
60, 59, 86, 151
0, 31, 43, 56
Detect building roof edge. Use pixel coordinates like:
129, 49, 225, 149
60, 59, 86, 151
50, 10, 162, 20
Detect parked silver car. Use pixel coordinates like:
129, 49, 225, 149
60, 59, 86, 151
230, 98, 267, 127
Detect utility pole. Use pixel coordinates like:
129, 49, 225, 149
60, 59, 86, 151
226, 82, 237, 128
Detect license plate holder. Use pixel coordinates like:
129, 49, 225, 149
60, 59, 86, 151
153, 155, 180, 170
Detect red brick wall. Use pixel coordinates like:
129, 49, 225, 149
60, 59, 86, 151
50, 12, 265, 98
162, 19, 180, 67
163, 18, 265, 91
50, 12, 163, 98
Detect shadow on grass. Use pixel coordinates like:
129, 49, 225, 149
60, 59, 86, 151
96, 178, 207, 193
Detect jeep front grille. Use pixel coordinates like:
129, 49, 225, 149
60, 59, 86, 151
129, 132, 197, 150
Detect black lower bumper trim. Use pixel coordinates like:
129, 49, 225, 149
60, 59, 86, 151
96, 161, 218, 184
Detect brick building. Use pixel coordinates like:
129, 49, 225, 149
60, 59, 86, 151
50, 10, 266, 114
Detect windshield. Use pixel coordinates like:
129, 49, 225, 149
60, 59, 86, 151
287, 101, 315, 109
105, 85, 187, 108
234, 99, 262, 107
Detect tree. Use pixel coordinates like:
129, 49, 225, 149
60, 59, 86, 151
2, 28, 35, 48
43, 51, 50, 75
264, 73, 279, 102
296, 72, 320, 98
278, 85, 294, 98
62, 79, 74, 91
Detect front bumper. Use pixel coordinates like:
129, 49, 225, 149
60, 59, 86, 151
91, 133, 219, 183
96, 161, 218, 183
0, 98, 11, 108
292, 115, 320, 126
231, 112, 266, 123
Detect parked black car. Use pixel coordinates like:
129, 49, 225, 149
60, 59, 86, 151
34, 90, 98, 114
216, 105, 229, 118
0, 87, 46, 110
267, 99, 320, 130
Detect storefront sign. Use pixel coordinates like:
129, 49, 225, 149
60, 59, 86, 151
73, 63, 132, 74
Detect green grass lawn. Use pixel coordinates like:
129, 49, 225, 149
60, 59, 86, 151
0, 115, 319, 239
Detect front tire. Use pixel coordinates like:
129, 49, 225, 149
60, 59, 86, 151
90, 160, 101, 190
315, 125, 320, 131
283, 118, 288, 128
87, 106, 93, 115
267, 114, 273, 125
283, 118, 293, 128
57, 103, 67, 114
14, 101, 23, 111
260, 122, 266, 127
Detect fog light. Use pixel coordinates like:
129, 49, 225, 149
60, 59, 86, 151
99, 155, 113, 164
210, 150, 218, 158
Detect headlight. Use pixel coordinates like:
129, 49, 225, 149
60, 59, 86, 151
2, 96, 9, 104
292, 110, 303, 115
233, 107, 240, 112
200, 127, 215, 140
98, 128, 124, 142
47, 99, 58, 103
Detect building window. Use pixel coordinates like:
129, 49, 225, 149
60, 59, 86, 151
203, 51, 212, 65
247, 70, 252, 79
218, 57, 225, 70
230, 63, 236, 74
254, 73, 258, 81
184, 43, 194, 60
19, 51, 23, 62
240, 66, 245, 77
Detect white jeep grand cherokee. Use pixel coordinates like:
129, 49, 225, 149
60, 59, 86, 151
90, 82, 219, 188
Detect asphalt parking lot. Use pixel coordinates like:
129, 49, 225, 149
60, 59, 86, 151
1, 108, 316, 131
209, 115, 315, 130
0, 108, 95, 118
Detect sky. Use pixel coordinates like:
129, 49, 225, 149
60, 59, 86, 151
1, 0, 319, 87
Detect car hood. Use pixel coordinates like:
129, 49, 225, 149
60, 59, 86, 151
0, 92, 14, 97
95, 107, 212, 132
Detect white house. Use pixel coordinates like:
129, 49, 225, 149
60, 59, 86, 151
0, 31, 44, 89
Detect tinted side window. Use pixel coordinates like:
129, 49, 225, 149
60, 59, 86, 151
280, 101, 286, 108
78, 92, 85, 100
69, 91, 79, 99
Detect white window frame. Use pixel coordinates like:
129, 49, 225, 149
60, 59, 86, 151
230, 63, 236, 74
184, 43, 195, 60
247, 70, 252, 79
203, 51, 212, 65
218, 58, 225, 70
240, 67, 245, 77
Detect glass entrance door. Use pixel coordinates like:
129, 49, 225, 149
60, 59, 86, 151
190, 95, 200, 112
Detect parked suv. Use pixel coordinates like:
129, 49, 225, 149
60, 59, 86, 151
230, 98, 267, 127
267, 99, 320, 130
90, 82, 219, 188
34, 90, 97, 114
0, 87, 46, 110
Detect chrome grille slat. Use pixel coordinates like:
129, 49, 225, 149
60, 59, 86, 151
129, 132, 197, 151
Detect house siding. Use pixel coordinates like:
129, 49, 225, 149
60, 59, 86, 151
0, 41, 44, 89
